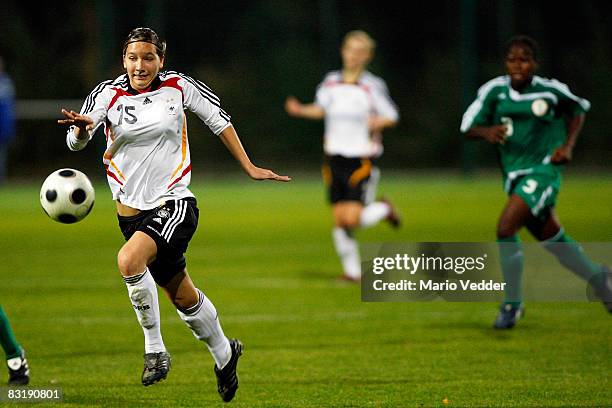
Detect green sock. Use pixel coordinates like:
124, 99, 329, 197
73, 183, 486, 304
542, 230, 604, 287
498, 235, 524, 306
0, 306, 22, 360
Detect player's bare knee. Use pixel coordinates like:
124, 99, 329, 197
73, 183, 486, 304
333, 213, 344, 228
345, 219, 360, 229
344, 213, 361, 229
336, 219, 352, 229
117, 249, 145, 277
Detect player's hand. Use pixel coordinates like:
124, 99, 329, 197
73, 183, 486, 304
551, 144, 573, 165
368, 116, 387, 133
57, 109, 94, 132
247, 165, 291, 182
481, 125, 508, 145
284, 96, 303, 117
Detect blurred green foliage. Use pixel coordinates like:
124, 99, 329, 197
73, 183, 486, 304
1, 0, 611, 179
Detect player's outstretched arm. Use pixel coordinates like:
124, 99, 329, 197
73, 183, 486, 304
57, 109, 94, 139
284, 96, 325, 120
219, 125, 291, 182
368, 116, 397, 133
551, 114, 585, 164
465, 125, 508, 145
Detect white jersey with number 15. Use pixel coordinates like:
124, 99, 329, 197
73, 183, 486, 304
66, 71, 231, 210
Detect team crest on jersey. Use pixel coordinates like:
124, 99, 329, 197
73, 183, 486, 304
157, 208, 171, 218
531, 99, 548, 117
166, 98, 179, 115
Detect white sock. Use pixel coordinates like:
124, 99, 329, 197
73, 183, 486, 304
332, 227, 361, 279
177, 288, 232, 369
360, 201, 390, 228
123, 268, 166, 354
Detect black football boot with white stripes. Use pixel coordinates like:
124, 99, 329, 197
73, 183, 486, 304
142, 351, 171, 386
214, 339, 243, 402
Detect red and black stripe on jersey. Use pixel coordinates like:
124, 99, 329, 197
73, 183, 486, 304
82, 72, 230, 122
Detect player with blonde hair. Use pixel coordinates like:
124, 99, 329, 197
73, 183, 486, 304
286, 30, 400, 282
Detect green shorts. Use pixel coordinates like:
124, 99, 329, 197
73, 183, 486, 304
504, 165, 561, 220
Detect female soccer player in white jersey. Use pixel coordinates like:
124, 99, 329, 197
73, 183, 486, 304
461, 35, 611, 329
57, 27, 290, 401
285, 30, 400, 282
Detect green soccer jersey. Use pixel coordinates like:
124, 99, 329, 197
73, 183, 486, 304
460, 75, 590, 176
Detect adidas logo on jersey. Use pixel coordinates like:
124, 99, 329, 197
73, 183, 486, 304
143, 97, 152, 105
153, 217, 163, 224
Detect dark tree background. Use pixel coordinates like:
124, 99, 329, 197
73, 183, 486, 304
1, 0, 611, 179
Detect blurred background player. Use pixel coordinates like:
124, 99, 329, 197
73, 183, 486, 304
0, 55, 16, 187
0, 305, 29, 385
58, 27, 289, 401
285, 30, 400, 282
461, 35, 612, 329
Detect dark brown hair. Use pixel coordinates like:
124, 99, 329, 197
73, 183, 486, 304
122, 27, 166, 58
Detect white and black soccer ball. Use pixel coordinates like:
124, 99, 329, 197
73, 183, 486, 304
40, 168, 95, 224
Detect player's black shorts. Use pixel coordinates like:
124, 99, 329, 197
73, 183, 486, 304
118, 197, 199, 286
322, 155, 373, 204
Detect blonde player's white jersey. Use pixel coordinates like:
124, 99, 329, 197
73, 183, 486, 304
66, 71, 231, 210
315, 70, 399, 158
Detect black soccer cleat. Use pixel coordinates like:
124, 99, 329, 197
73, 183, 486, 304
214, 339, 243, 402
493, 303, 524, 329
7, 350, 29, 386
142, 351, 171, 386
380, 198, 401, 229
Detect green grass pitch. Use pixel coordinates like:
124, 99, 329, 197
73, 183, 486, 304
1, 171, 610, 407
